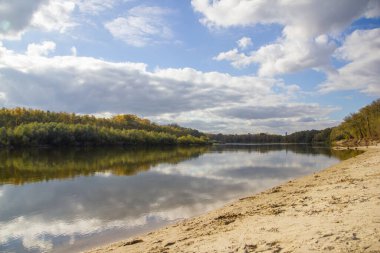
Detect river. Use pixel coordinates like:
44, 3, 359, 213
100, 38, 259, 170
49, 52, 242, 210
0, 144, 360, 252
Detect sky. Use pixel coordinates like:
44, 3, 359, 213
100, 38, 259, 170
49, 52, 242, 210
0, 0, 379, 134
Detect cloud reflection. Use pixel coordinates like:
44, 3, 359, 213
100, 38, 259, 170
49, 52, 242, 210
0, 145, 351, 252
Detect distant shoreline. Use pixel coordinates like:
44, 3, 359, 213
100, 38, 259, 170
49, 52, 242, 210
86, 146, 380, 253
214, 142, 323, 145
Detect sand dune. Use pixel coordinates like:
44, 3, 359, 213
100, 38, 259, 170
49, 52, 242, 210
87, 147, 380, 253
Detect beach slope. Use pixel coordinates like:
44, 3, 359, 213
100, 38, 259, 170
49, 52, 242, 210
87, 147, 380, 253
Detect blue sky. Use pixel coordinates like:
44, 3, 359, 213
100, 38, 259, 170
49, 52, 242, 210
0, 0, 379, 134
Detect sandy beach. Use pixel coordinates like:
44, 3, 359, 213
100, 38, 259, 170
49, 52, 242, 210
86, 147, 380, 253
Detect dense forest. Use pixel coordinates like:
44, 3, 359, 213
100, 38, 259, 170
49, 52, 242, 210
0, 108, 208, 147
330, 99, 380, 145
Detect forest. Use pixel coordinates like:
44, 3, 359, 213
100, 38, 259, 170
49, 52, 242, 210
0, 108, 208, 147
330, 99, 380, 145
209, 128, 332, 144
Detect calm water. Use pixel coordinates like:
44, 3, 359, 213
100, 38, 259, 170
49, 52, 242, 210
0, 145, 361, 253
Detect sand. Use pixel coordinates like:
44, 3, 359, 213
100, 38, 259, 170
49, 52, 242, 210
86, 147, 380, 253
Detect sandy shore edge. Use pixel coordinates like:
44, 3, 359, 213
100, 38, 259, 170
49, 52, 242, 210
86, 147, 380, 253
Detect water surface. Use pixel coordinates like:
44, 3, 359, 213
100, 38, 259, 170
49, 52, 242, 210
0, 145, 361, 252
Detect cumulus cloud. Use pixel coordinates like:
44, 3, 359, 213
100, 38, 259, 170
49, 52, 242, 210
31, 0, 77, 33
213, 48, 252, 68
253, 34, 336, 76
0, 42, 336, 133
0, 0, 129, 40
237, 37, 252, 49
197, 0, 379, 76
26, 41, 56, 56
105, 5, 173, 47
214, 35, 336, 75
0, 0, 78, 40
0, 0, 47, 39
213, 37, 254, 68
191, 0, 376, 34
0, 42, 266, 116
319, 28, 380, 96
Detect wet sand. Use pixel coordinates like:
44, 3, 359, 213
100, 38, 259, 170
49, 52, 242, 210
86, 147, 380, 253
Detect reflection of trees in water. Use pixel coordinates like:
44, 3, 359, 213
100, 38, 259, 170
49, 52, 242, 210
212, 144, 363, 159
330, 149, 364, 160
0, 147, 209, 185
0, 145, 362, 185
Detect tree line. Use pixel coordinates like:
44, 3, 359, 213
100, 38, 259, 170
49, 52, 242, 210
330, 99, 380, 145
0, 108, 208, 147
209, 129, 332, 144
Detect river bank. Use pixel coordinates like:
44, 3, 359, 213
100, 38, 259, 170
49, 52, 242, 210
86, 146, 380, 253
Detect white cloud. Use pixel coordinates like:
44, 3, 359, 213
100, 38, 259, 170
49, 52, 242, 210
0, 0, 78, 40
253, 34, 336, 76
213, 37, 254, 68
76, 0, 119, 14
0, 43, 336, 133
0, 0, 47, 39
214, 35, 336, 75
70, 46, 77, 56
26, 41, 56, 57
0, 0, 131, 40
319, 28, 380, 96
191, 0, 376, 34
237, 37, 252, 49
31, 0, 77, 33
196, 0, 380, 76
105, 5, 173, 47
213, 48, 250, 68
